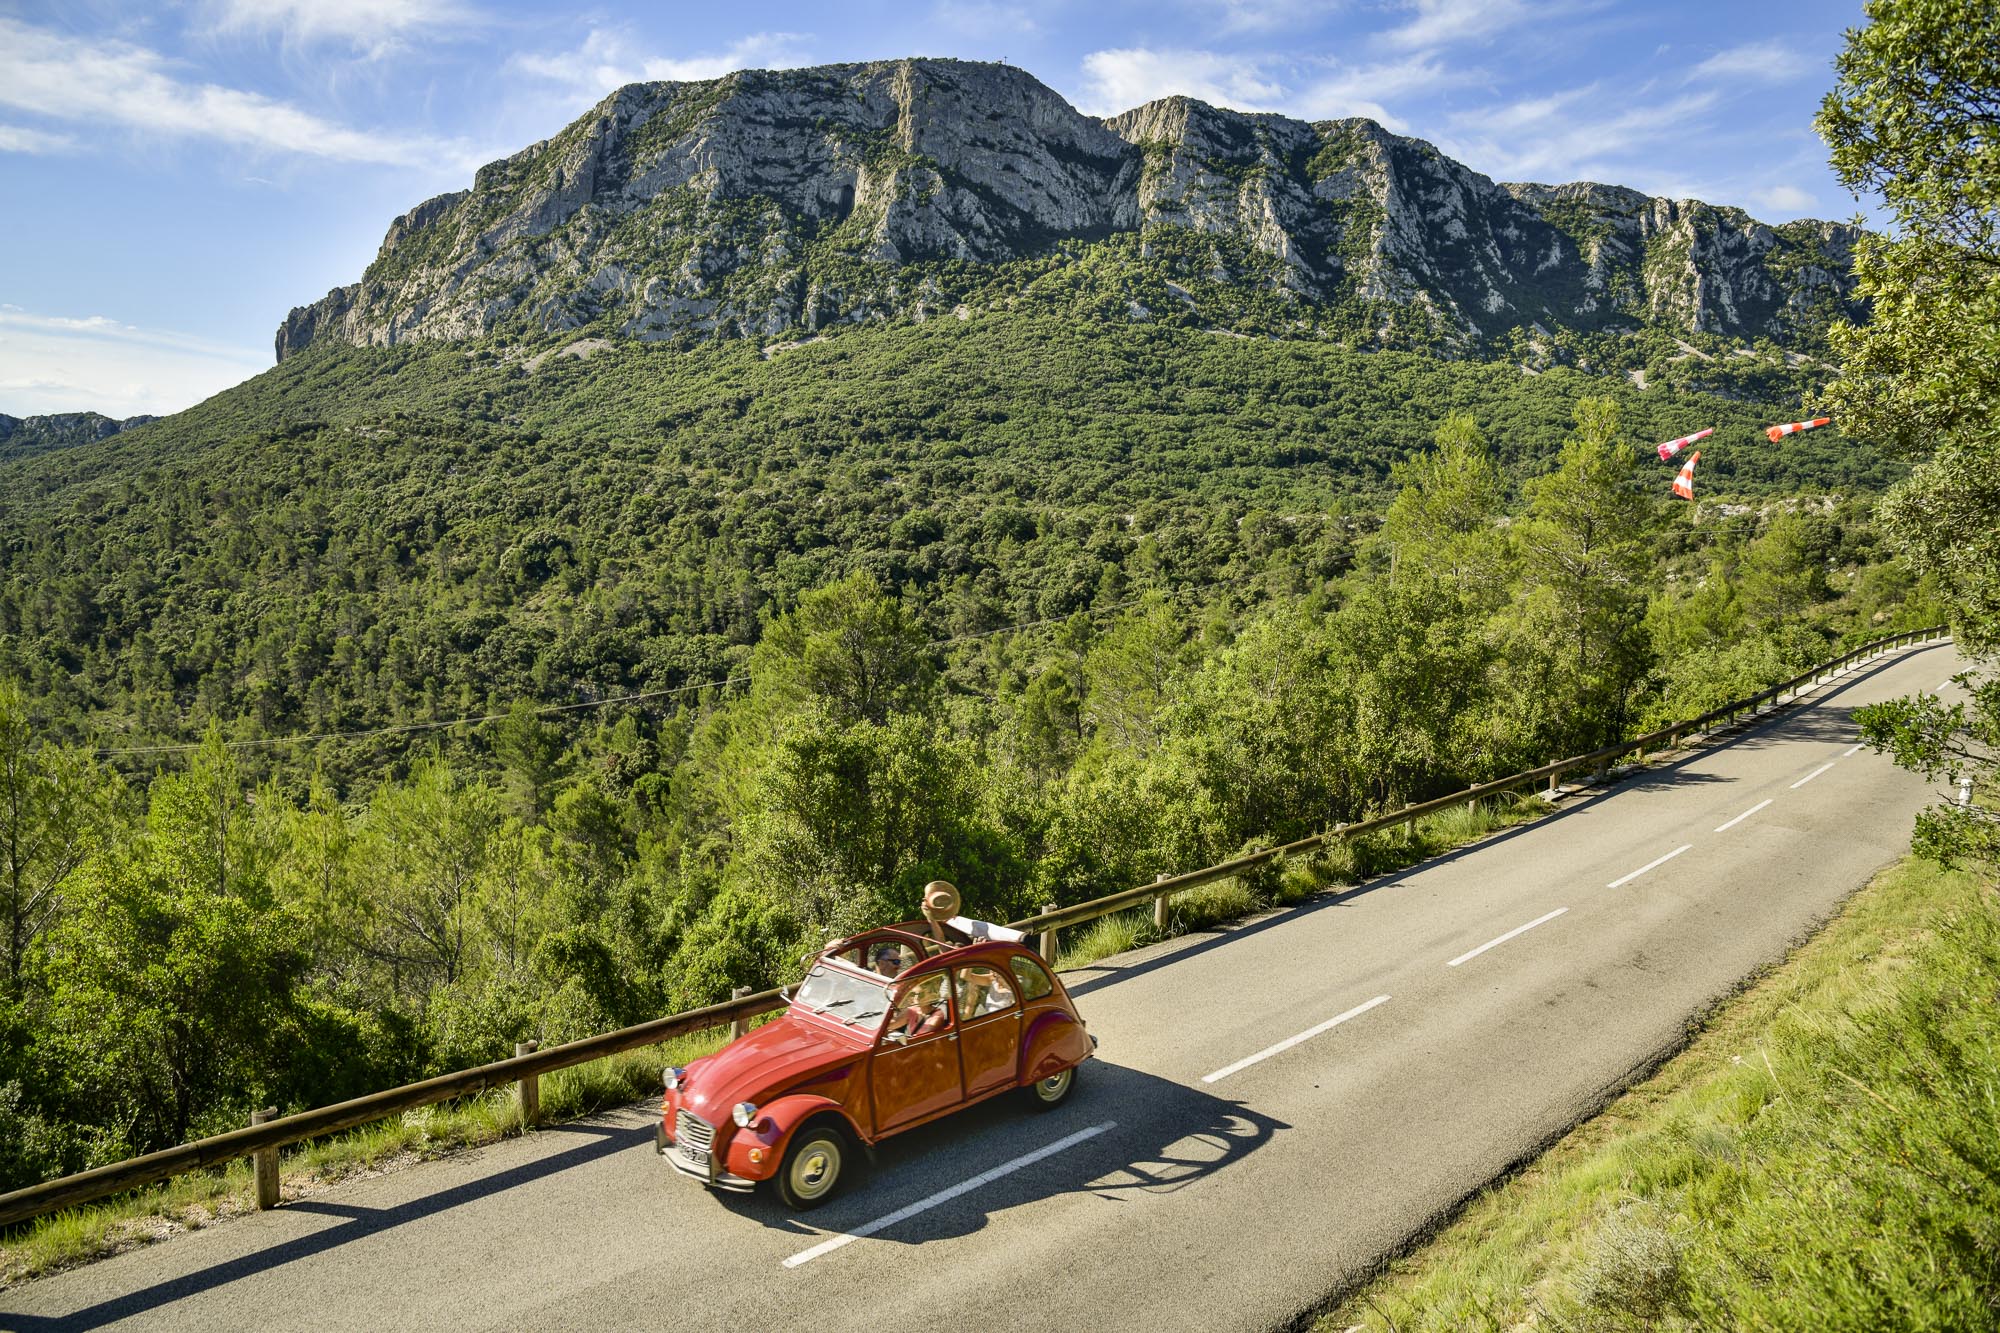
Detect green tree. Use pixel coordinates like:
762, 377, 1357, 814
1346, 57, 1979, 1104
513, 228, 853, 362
1499, 397, 1658, 753
357, 759, 503, 1006
1822, 0, 2000, 866
0, 682, 120, 997
749, 572, 937, 727
1381, 412, 1508, 593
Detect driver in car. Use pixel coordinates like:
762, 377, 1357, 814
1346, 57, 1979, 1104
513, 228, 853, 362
871, 943, 907, 979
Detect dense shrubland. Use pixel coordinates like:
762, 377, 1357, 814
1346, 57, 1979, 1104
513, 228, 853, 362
0, 344, 1938, 1192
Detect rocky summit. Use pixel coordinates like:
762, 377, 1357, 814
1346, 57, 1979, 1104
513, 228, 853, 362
276, 58, 1864, 362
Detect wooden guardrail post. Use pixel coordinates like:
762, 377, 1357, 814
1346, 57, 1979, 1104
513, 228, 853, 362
251, 1108, 279, 1210
1548, 766, 1561, 797
515, 1041, 539, 1127
731, 987, 752, 1039
1039, 904, 1058, 962
1153, 873, 1170, 932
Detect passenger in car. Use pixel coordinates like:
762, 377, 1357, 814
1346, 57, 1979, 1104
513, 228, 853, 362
871, 943, 907, 978
897, 976, 950, 1038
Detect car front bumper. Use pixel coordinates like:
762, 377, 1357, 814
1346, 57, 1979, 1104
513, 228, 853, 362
656, 1122, 756, 1193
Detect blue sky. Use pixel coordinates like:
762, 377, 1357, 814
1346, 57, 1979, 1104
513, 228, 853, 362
0, 0, 1874, 418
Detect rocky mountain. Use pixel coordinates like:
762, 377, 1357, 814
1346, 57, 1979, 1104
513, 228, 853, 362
0, 411, 156, 462
277, 58, 1864, 363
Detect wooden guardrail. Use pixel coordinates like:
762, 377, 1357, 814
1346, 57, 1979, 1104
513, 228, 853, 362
0, 625, 1944, 1233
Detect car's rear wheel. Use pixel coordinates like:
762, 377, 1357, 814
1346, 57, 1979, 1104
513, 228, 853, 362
1025, 1064, 1076, 1109
776, 1123, 848, 1210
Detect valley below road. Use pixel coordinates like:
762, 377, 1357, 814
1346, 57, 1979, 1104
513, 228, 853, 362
0, 641, 1965, 1333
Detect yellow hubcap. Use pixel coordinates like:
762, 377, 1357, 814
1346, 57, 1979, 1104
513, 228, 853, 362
1037, 1069, 1072, 1100
792, 1140, 840, 1198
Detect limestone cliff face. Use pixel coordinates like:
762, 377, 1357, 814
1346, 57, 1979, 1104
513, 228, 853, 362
275, 58, 1863, 361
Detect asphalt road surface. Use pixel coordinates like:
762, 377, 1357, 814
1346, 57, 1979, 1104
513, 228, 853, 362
1, 641, 1966, 1333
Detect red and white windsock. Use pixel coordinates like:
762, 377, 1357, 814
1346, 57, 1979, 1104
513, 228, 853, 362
1656, 427, 1713, 461
1765, 417, 1831, 442
1672, 451, 1700, 501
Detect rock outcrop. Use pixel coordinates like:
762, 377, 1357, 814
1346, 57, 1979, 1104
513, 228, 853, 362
0, 411, 156, 461
275, 58, 1863, 361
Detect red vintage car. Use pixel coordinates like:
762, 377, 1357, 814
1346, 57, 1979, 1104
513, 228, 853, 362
657, 921, 1096, 1208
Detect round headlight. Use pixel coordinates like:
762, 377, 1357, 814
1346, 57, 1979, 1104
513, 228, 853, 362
732, 1101, 758, 1128
663, 1066, 685, 1091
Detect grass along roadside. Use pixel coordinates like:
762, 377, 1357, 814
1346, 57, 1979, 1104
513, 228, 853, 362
0, 1026, 738, 1287
1313, 853, 2000, 1332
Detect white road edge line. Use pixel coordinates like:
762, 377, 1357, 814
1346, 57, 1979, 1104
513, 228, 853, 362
1201, 995, 1392, 1084
1843, 743, 1865, 758
781, 1121, 1117, 1268
1607, 845, 1693, 889
1446, 908, 1568, 968
1714, 799, 1773, 833
1790, 763, 1835, 790
1938, 680, 1955, 693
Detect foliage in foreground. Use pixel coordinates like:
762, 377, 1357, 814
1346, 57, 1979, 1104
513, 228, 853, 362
1318, 855, 2000, 1332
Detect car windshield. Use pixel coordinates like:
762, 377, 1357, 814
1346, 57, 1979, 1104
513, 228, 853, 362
792, 964, 892, 1028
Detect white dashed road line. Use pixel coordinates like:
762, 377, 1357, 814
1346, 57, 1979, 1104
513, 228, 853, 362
1201, 995, 1392, 1084
781, 1121, 1118, 1268
1843, 743, 1865, 758
1790, 763, 1835, 790
1446, 908, 1568, 968
1606, 845, 1692, 889
1714, 799, 1773, 834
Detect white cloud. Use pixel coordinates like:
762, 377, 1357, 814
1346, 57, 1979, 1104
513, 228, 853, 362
1074, 47, 1445, 128
0, 123, 74, 154
0, 18, 474, 167
0, 307, 267, 418
201, 0, 477, 57
511, 29, 816, 107
1686, 40, 1817, 84
1752, 183, 1816, 213
1075, 47, 1290, 115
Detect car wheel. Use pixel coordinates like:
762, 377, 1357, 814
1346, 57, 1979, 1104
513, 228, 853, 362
1025, 1064, 1076, 1109
776, 1123, 848, 1211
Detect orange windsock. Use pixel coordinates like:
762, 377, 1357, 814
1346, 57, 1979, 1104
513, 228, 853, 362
1765, 417, 1831, 442
1672, 451, 1700, 501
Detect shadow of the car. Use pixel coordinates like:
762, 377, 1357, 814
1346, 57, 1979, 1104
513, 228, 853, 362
716, 1061, 1286, 1245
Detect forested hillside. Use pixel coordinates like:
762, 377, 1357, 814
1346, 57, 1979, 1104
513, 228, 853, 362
1, 315, 1894, 778
0, 302, 1937, 1189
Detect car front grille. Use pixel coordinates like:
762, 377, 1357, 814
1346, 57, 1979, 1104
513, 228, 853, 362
676, 1110, 715, 1165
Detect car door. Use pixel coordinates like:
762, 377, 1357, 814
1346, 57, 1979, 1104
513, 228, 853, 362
870, 974, 965, 1135
954, 964, 1021, 1100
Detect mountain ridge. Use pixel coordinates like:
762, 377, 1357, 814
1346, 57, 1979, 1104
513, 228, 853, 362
276, 58, 1864, 365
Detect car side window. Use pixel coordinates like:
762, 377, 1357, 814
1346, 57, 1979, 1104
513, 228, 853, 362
1009, 955, 1054, 1001
889, 973, 954, 1040
954, 966, 1017, 1019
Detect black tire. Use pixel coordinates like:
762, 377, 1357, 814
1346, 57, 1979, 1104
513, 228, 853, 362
1024, 1063, 1077, 1110
775, 1122, 850, 1210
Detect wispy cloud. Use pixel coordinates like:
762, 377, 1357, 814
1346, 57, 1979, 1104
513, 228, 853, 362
1685, 39, 1818, 84
1182, 0, 1345, 34
510, 28, 816, 107
199, 0, 478, 58
0, 18, 476, 167
0, 123, 74, 154
1440, 83, 1722, 183
1075, 46, 1445, 129
0, 307, 267, 418
929, 2, 1042, 38
1379, 0, 1532, 50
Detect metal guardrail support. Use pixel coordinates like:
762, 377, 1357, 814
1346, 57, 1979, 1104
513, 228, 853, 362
515, 1041, 539, 1127
251, 1108, 279, 1210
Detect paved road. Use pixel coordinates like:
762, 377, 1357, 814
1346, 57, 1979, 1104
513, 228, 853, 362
0, 642, 1965, 1333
